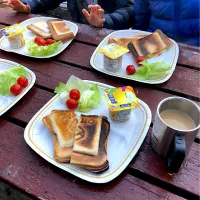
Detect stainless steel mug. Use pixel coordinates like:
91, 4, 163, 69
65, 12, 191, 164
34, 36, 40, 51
151, 97, 200, 173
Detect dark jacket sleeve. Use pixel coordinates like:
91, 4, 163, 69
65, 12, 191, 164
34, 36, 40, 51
132, 0, 150, 30
22, 0, 65, 14
103, 0, 134, 30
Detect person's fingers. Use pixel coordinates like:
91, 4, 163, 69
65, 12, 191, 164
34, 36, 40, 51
98, 9, 104, 16
9, 3, 14, 8
95, 5, 101, 10
88, 5, 95, 14
82, 9, 90, 20
2, 0, 10, 5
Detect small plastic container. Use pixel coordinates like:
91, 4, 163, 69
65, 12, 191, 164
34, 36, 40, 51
0, 24, 25, 49
98, 43, 129, 72
104, 86, 139, 122
104, 55, 122, 72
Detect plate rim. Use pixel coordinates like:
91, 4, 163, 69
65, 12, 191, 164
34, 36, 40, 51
90, 29, 179, 84
0, 58, 36, 116
0, 16, 78, 59
24, 81, 152, 183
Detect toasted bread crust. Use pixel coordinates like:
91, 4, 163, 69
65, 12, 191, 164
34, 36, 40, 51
53, 135, 72, 163
27, 24, 52, 39
49, 110, 78, 147
46, 19, 74, 41
128, 29, 171, 59
70, 116, 110, 169
73, 115, 103, 156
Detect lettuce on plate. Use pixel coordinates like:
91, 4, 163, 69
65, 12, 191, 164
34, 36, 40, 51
54, 75, 101, 112
130, 60, 171, 80
26, 39, 62, 56
0, 66, 27, 96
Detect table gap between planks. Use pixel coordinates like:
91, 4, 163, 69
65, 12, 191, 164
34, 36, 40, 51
0, 8, 199, 200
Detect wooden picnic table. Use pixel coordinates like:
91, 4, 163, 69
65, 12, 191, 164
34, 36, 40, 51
0, 8, 200, 200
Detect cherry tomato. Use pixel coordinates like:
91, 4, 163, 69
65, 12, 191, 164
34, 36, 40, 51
17, 76, 28, 88
34, 36, 40, 44
34, 36, 46, 46
136, 56, 145, 66
126, 65, 136, 75
69, 89, 80, 100
45, 39, 55, 46
66, 99, 78, 110
10, 84, 22, 96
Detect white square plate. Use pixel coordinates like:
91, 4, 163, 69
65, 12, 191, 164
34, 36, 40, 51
0, 59, 36, 116
24, 81, 152, 183
90, 30, 179, 84
0, 17, 78, 58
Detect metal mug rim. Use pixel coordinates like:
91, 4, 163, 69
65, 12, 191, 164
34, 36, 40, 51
157, 96, 200, 132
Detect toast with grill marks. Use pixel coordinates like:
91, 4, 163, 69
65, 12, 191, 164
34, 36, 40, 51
128, 29, 172, 60
70, 116, 110, 172
49, 110, 78, 147
72, 115, 103, 156
47, 19, 74, 41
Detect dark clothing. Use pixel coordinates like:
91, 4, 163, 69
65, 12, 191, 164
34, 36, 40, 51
133, 0, 200, 46
23, 0, 134, 30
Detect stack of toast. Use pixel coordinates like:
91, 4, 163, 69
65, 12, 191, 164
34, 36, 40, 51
108, 29, 172, 60
42, 110, 110, 173
27, 20, 74, 41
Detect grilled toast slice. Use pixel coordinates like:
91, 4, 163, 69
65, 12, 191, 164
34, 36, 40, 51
46, 19, 74, 41
128, 29, 171, 60
53, 134, 73, 163
72, 115, 103, 156
49, 110, 78, 147
70, 116, 110, 172
27, 21, 52, 39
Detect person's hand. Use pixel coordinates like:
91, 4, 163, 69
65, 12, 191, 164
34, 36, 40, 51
82, 5, 105, 28
3, 0, 30, 13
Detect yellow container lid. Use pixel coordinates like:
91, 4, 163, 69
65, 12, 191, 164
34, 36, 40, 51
104, 86, 139, 111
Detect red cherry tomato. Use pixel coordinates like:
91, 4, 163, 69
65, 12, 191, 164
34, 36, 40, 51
69, 89, 81, 100
10, 84, 22, 96
136, 56, 145, 66
45, 39, 55, 46
34, 36, 40, 44
66, 99, 78, 110
34, 36, 46, 46
17, 76, 28, 88
126, 65, 136, 75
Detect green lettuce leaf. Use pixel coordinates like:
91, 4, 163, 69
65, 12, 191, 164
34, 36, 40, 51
66, 75, 90, 94
54, 82, 67, 94
78, 90, 95, 112
54, 76, 102, 112
26, 39, 62, 56
131, 60, 171, 80
78, 84, 102, 112
0, 66, 27, 96
87, 84, 101, 108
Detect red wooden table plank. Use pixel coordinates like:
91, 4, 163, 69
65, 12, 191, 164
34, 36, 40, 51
178, 43, 200, 69
0, 120, 185, 200
0, 8, 199, 70
4, 87, 54, 123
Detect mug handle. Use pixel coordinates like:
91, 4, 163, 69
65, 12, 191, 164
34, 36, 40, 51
167, 133, 186, 173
